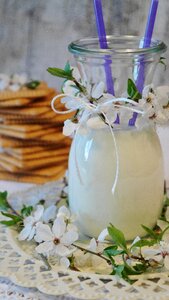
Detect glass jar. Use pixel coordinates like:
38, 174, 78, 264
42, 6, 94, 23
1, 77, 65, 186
68, 36, 167, 240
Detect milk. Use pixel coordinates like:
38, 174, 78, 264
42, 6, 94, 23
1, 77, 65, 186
68, 120, 164, 240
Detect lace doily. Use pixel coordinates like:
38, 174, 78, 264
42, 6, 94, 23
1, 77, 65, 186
0, 181, 169, 300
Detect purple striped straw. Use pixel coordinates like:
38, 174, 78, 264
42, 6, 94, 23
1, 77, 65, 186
130, 0, 159, 126
93, 0, 115, 95
136, 0, 159, 93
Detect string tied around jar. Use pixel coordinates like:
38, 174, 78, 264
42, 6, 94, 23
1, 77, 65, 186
51, 93, 145, 194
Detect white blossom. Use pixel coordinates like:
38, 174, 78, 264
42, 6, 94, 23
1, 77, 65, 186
62, 81, 80, 97
18, 205, 44, 241
18, 205, 57, 241
61, 96, 82, 110
0, 73, 29, 91
43, 205, 57, 223
142, 84, 155, 101
9, 84, 20, 91
35, 217, 78, 258
57, 206, 77, 231
63, 119, 79, 136
98, 228, 108, 242
91, 81, 105, 99
11, 73, 27, 85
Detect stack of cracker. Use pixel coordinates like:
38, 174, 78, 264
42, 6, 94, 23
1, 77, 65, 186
0, 82, 71, 184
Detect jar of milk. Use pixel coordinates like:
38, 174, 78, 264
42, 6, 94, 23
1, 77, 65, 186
68, 36, 167, 240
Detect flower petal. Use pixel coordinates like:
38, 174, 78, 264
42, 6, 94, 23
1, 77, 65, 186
18, 224, 32, 241
142, 84, 154, 99
97, 228, 108, 242
62, 81, 80, 96
60, 230, 78, 246
67, 223, 78, 232
35, 223, 53, 243
24, 216, 34, 226
57, 206, 70, 219
27, 226, 36, 241
131, 236, 141, 247
60, 256, 70, 268
52, 217, 66, 238
63, 120, 79, 136
88, 238, 97, 252
35, 241, 54, 255
61, 96, 80, 109
43, 205, 57, 223
91, 82, 105, 99
142, 248, 160, 259
33, 205, 44, 221
55, 244, 74, 257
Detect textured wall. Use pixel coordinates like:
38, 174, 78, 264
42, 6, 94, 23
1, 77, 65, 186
0, 0, 169, 89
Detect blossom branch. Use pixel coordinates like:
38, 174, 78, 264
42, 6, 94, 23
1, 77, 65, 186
72, 243, 111, 265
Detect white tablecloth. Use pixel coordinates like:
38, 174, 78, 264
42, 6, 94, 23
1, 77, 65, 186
0, 180, 77, 300
0, 180, 168, 300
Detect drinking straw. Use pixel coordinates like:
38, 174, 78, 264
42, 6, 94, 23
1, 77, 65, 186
136, 0, 159, 93
130, 0, 159, 126
93, 0, 115, 95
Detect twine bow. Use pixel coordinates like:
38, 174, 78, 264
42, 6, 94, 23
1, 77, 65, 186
51, 93, 145, 194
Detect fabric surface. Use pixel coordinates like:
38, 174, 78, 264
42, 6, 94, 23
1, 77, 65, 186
0, 181, 77, 300
0, 277, 76, 300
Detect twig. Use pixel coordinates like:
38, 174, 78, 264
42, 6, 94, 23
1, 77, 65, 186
72, 243, 111, 265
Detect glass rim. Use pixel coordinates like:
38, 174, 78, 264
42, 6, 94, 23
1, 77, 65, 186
68, 35, 167, 57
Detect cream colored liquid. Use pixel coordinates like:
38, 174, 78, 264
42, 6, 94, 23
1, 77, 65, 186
69, 123, 164, 240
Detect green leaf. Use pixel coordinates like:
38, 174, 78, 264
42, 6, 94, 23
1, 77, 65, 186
123, 261, 144, 275
64, 61, 72, 74
0, 211, 22, 227
104, 245, 125, 257
108, 224, 128, 252
141, 225, 159, 240
134, 263, 147, 273
131, 239, 156, 249
47, 67, 73, 80
115, 265, 125, 277
0, 191, 10, 211
0, 220, 18, 226
21, 205, 33, 217
25, 80, 40, 89
127, 78, 142, 101
1, 211, 22, 222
